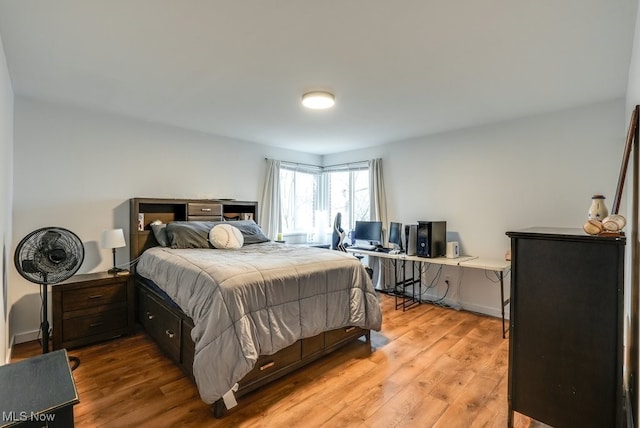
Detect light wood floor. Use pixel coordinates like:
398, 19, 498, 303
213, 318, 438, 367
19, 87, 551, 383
12, 293, 544, 427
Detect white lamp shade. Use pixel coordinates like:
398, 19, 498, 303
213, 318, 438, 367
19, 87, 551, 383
101, 228, 126, 249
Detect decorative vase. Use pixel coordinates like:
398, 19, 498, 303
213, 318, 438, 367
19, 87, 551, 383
588, 194, 609, 221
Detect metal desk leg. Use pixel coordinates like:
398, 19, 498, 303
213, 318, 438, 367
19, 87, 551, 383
499, 270, 510, 339
395, 258, 420, 311
394, 258, 401, 310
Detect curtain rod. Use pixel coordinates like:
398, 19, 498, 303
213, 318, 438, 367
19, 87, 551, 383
265, 158, 368, 169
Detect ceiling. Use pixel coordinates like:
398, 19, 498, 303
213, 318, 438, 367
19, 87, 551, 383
0, 1, 637, 155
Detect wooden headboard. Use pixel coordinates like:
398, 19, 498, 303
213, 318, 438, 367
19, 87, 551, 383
129, 198, 258, 264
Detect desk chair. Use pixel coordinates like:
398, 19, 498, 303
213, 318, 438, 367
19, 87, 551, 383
331, 212, 346, 252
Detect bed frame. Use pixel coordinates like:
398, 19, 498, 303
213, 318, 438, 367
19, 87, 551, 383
129, 198, 371, 417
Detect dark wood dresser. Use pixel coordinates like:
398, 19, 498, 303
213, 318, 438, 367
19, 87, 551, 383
506, 227, 625, 428
52, 271, 135, 350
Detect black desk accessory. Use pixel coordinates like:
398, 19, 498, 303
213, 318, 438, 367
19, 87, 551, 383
0, 349, 79, 427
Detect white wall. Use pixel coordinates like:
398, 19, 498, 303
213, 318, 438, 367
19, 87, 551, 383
9, 98, 627, 343
7, 83, 629, 343
324, 100, 625, 316
625, 0, 640, 420
628, 1, 640, 114
0, 33, 14, 364
9, 97, 320, 343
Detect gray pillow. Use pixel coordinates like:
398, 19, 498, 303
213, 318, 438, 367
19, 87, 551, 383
232, 220, 269, 244
150, 223, 169, 247
166, 221, 215, 249
166, 220, 269, 249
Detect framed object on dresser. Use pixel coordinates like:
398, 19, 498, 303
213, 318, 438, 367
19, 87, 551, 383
506, 227, 625, 428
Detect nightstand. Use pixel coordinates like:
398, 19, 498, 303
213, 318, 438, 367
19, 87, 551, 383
52, 271, 134, 350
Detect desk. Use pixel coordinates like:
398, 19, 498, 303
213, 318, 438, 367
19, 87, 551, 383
347, 248, 511, 338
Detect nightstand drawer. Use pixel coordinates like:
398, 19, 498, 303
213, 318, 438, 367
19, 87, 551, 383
62, 282, 127, 311
62, 308, 127, 342
187, 203, 222, 218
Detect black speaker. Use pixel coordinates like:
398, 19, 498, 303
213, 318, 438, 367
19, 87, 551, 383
404, 224, 417, 256
416, 221, 446, 258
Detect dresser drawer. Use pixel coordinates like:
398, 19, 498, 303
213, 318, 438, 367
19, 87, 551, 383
62, 282, 127, 311
325, 326, 365, 348
301, 334, 325, 358
62, 307, 127, 342
181, 319, 195, 380
187, 203, 222, 217
186, 215, 224, 221
140, 292, 181, 362
241, 341, 301, 385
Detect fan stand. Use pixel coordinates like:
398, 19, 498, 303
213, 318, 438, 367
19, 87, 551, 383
40, 281, 80, 371
15, 227, 85, 372
40, 283, 50, 354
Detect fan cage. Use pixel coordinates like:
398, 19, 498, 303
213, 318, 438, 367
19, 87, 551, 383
14, 227, 85, 285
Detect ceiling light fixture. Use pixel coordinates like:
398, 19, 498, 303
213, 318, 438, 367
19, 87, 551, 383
302, 91, 335, 109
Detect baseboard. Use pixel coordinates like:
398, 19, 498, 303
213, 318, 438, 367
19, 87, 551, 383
382, 289, 507, 320
459, 301, 505, 319
418, 289, 505, 319
7, 330, 40, 363
12, 329, 40, 345
7, 330, 43, 363
6, 335, 14, 364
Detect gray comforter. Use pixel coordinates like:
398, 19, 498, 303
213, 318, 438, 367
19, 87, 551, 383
136, 242, 382, 404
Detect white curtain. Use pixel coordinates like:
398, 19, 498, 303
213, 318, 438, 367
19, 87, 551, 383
369, 158, 391, 290
369, 158, 388, 230
259, 159, 281, 240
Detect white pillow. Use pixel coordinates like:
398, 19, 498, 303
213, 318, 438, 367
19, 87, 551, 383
209, 224, 244, 249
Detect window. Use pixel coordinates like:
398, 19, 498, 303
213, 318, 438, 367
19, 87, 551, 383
279, 162, 369, 242
327, 167, 369, 234
279, 166, 320, 235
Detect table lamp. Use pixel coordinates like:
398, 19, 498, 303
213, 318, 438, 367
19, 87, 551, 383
101, 228, 126, 274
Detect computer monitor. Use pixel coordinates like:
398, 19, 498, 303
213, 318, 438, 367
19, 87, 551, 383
354, 221, 383, 246
388, 222, 403, 250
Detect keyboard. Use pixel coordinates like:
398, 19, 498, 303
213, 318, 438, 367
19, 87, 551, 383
349, 245, 376, 251
350, 245, 390, 253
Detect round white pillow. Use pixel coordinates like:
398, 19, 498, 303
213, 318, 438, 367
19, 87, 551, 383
209, 224, 244, 249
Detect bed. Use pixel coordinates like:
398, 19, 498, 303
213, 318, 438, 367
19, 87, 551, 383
129, 198, 382, 417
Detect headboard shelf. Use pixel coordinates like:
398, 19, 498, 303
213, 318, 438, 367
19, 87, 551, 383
129, 198, 258, 263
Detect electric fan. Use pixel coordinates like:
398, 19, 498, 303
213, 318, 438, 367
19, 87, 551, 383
14, 227, 84, 357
